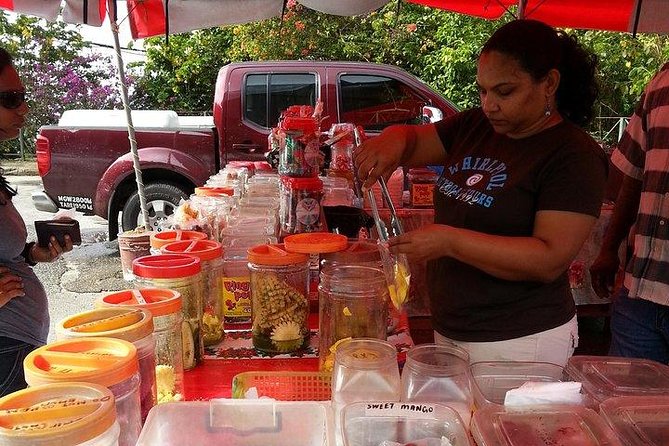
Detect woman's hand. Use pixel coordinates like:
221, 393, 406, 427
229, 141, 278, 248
388, 224, 450, 264
354, 126, 410, 189
30, 235, 73, 263
589, 249, 620, 299
0, 267, 24, 307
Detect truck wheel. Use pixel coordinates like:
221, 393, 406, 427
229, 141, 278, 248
121, 183, 188, 232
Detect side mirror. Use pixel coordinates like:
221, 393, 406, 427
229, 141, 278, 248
422, 106, 443, 124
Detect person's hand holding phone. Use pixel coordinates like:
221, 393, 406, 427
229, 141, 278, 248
30, 234, 74, 263
32, 218, 78, 263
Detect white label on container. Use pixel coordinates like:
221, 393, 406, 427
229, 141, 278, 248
364, 402, 436, 418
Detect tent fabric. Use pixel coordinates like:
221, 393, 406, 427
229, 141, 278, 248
0, 0, 106, 26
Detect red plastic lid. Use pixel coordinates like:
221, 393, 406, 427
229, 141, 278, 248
254, 161, 273, 171
194, 186, 235, 197
284, 232, 348, 254
132, 254, 201, 279
282, 116, 318, 134
247, 244, 308, 266
282, 176, 323, 192
160, 240, 223, 261
150, 230, 208, 249
98, 288, 182, 316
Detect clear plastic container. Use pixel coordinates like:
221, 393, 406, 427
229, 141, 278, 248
56, 307, 156, 423
137, 400, 331, 446
132, 254, 204, 370
96, 288, 185, 404
599, 396, 669, 446
564, 355, 669, 407
471, 405, 623, 446
342, 401, 470, 446
24, 338, 141, 446
149, 230, 208, 255
118, 229, 152, 281
0, 382, 120, 446
470, 361, 566, 409
318, 265, 388, 372
332, 338, 401, 443
221, 246, 253, 325
280, 176, 324, 235
160, 240, 224, 346
247, 244, 309, 354
401, 343, 473, 427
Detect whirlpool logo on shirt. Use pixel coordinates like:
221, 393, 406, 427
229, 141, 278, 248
437, 156, 507, 208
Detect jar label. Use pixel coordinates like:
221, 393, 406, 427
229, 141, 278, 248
296, 197, 320, 226
221, 276, 252, 317
410, 183, 435, 207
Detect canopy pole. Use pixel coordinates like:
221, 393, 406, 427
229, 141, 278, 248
107, 0, 150, 230
517, 0, 527, 19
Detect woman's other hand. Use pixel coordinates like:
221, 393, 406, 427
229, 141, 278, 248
0, 267, 24, 306
388, 224, 449, 264
589, 249, 620, 299
30, 235, 74, 263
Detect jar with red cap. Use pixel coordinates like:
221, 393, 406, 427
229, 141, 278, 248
56, 307, 156, 423
0, 383, 119, 446
132, 254, 203, 370
278, 116, 321, 177
97, 288, 185, 404
280, 176, 324, 235
149, 230, 208, 255
161, 240, 225, 346
247, 244, 309, 354
24, 338, 141, 446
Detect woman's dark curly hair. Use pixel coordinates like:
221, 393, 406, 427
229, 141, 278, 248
481, 19, 599, 127
0, 47, 18, 198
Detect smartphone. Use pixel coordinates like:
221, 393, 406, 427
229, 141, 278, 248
34, 219, 82, 248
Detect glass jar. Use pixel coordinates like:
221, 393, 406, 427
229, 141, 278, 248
56, 308, 156, 424
278, 116, 320, 177
132, 254, 204, 370
24, 338, 141, 446
401, 343, 473, 426
407, 168, 439, 208
149, 230, 208, 255
280, 176, 324, 235
221, 246, 253, 325
97, 288, 185, 404
0, 382, 120, 446
247, 244, 309, 354
318, 265, 389, 371
160, 240, 224, 346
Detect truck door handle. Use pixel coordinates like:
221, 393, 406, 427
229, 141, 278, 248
233, 143, 263, 153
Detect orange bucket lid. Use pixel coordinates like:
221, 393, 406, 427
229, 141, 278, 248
0, 383, 117, 445
284, 232, 348, 254
132, 254, 201, 279
160, 239, 223, 261
56, 308, 154, 343
24, 337, 139, 388
321, 240, 381, 263
194, 186, 235, 197
150, 230, 208, 249
247, 244, 308, 266
97, 288, 182, 317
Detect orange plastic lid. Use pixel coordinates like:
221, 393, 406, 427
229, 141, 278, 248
160, 239, 223, 261
247, 243, 309, 266
321, 240, 382, 263
194, 186, 235, 197
56, 308, 154, 343
132, 253, 201, 279
284, 232, 348, 254
98, 288, 182, 317
24, 337, 139, 388
150, 230, 208, 249
0, 383, 116, 445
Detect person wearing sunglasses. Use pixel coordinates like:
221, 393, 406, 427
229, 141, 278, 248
0, 46, 73, 396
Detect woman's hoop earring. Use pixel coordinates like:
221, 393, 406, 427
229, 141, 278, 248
544, 103, 552, 117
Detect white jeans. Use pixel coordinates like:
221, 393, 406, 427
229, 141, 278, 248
434, 315, 579, 367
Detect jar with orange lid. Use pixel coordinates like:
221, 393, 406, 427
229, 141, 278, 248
247, 244, 309, 354
160, 240, 224, 346
0, 382, 119, 446
132, 254, 203, 370
280, 176, 324, 235
23, 338, 141, 446
149, 230, 208, 255
97, 288, 184, 404
56, 308, 156, 423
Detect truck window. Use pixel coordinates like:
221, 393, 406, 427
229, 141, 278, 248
339, 74, 427, 131
244, 73, 317, 128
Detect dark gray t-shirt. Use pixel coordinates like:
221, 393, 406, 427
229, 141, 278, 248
431, 107, 607, 342
0, 189, 49, 346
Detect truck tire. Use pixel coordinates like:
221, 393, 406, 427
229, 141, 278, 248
121, 183, 189, 232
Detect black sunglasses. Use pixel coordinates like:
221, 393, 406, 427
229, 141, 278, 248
0, 91, 26, 110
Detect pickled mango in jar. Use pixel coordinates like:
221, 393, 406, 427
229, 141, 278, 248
387, 255, 411, 310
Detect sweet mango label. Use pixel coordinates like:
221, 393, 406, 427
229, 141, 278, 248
221, 276, 251, 317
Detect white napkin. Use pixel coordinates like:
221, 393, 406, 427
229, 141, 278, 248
503, 381, 583, 407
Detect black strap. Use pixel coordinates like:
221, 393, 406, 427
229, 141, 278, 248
21, 242, 37, 266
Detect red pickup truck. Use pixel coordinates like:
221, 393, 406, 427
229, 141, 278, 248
32, 61, 457, 238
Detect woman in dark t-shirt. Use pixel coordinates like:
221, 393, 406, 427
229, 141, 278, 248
354, 20, 607, 366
